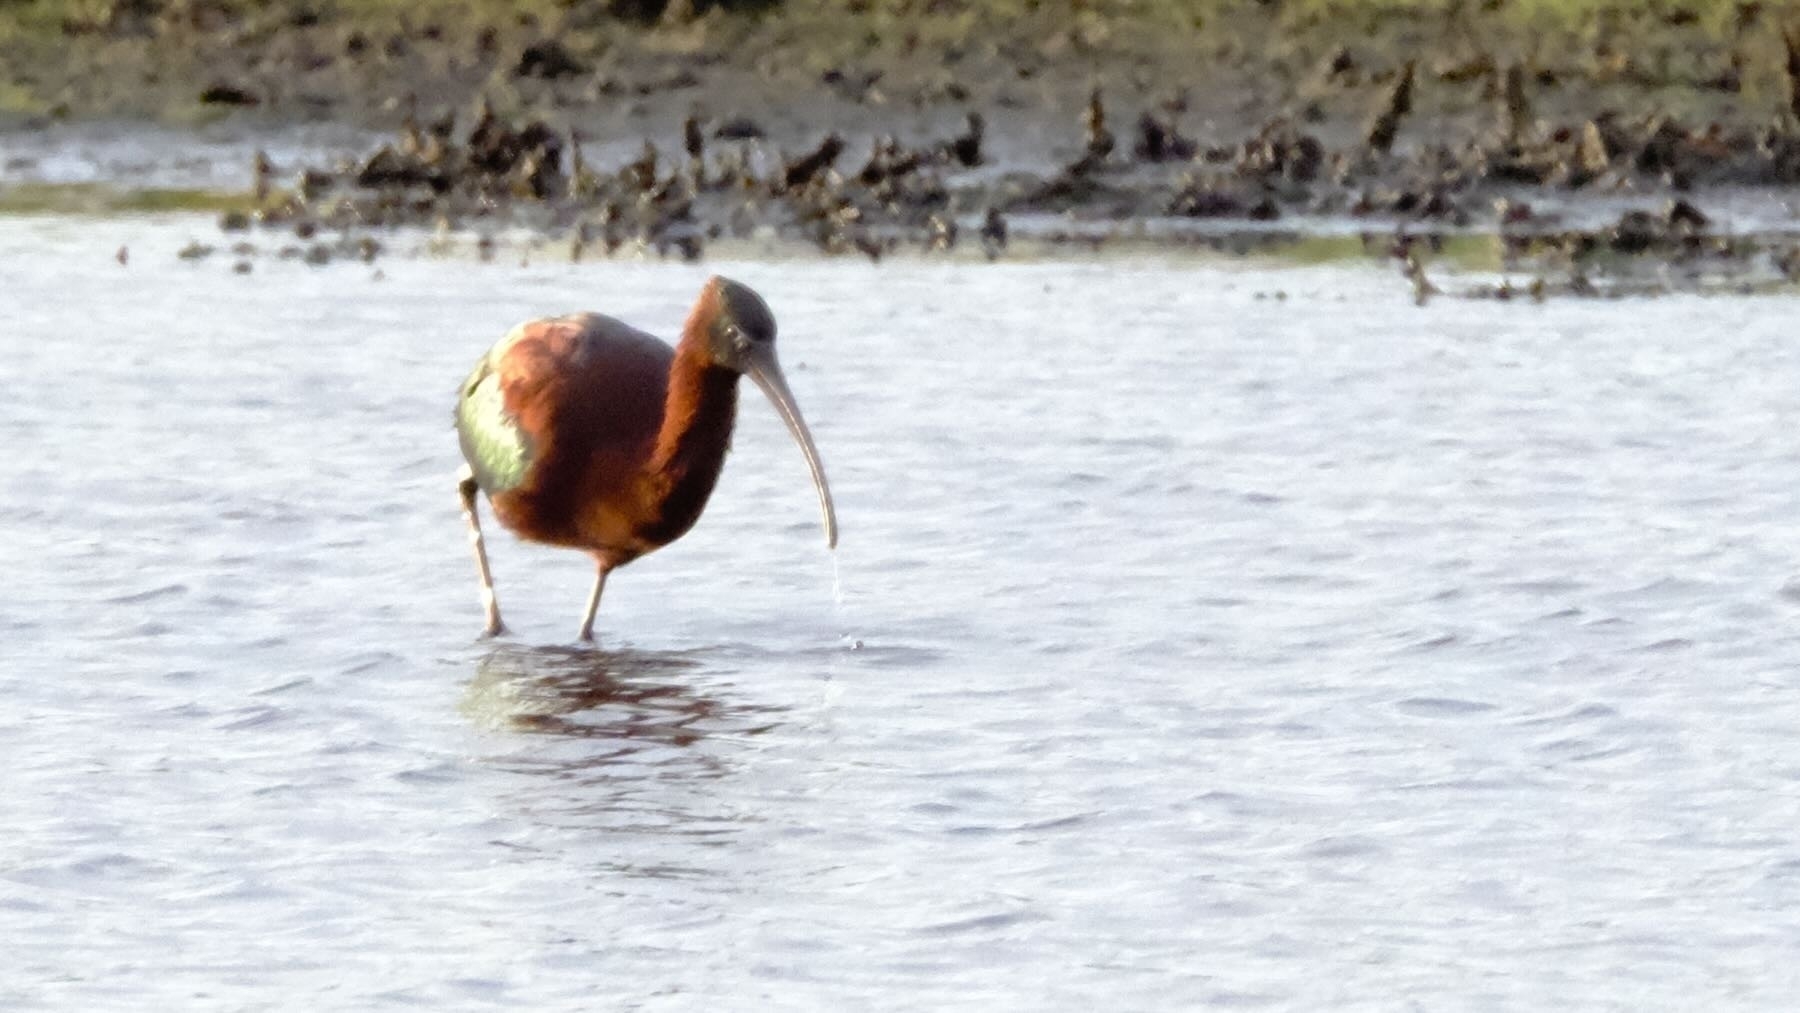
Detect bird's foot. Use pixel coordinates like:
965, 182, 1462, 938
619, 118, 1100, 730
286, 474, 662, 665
479, 619, 509, 639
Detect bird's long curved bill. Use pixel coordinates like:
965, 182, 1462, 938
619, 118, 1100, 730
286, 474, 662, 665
746, 348, 838, 549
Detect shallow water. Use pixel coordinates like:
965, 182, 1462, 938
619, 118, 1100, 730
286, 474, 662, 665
0, 121, 380, 190
6, 216, 1800, 1008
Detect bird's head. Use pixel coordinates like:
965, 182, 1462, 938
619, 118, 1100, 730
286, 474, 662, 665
699, 275, 779, 373
694, 275, 838, 550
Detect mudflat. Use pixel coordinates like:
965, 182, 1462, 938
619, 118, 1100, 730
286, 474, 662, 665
5, 1, 1800, 291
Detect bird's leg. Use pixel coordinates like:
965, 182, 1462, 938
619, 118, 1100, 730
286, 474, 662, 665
576, 562, 611, 643
458, 465, 506, 638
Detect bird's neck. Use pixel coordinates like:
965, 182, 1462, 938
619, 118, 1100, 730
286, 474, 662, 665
649, 337, 739, 509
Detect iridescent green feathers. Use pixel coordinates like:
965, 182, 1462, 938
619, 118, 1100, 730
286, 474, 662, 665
455, 332, 534, 495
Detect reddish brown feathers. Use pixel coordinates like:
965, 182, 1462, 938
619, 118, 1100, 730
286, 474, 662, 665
484, 309, 740, 569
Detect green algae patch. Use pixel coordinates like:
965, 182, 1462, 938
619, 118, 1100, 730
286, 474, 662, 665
0, 81, 51, 115
1226, 232, 1501, 272
0, 183, 251, 215
1401, 234, 1505, 273
1251, 234, 1380, 267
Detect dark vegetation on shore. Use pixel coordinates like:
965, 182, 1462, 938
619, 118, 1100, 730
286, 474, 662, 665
10, 2, 1800, 294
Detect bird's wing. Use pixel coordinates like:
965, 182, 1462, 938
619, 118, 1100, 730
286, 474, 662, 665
455, 314, 673, 497
454, 328, 536, 495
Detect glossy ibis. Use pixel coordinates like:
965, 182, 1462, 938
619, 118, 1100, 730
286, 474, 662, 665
454, 276, 837, 640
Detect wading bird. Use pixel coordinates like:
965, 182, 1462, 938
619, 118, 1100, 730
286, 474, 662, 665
454, 276, 837, 640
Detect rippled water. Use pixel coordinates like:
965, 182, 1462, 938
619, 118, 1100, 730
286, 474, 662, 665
7, 215, 1800, 1008
0, 122, 380, 189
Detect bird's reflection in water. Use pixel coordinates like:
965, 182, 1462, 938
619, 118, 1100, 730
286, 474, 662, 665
463, 643, 783, 748
464, 643, 789, 852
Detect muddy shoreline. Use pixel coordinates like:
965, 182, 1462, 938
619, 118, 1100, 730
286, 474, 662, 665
8, 2, 1800, 294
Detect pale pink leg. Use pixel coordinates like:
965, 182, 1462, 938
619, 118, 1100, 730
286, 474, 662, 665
576, 563, 611, 642
458, 465, 506, 638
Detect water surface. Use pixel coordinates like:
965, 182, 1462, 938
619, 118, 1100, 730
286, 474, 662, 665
6, 216, 1800, 1008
